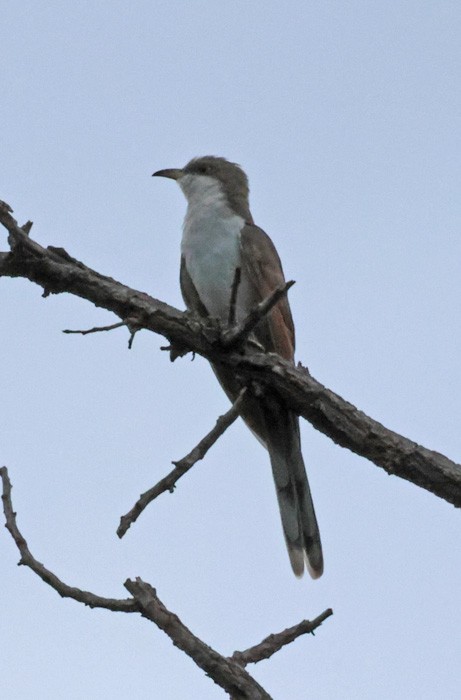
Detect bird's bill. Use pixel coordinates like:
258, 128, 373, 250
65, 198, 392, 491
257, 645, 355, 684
152, 168, 183, 180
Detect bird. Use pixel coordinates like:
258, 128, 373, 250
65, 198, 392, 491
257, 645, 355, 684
153, 156, 323, 578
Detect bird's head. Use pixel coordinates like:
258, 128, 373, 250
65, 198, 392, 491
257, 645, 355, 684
153, 156, 252, 221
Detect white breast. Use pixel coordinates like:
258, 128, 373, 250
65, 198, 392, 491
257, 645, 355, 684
180, 175, 245, 320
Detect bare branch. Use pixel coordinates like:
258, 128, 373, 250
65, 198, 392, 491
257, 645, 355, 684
63, 321, 126, 336
0, 200, 13, 214
62, 319, 141, 349
0, 466, 137, 612
1, 203, 461, 507
2, 465, 329, 698
231, 608, 333, 666
125, 577, 273, 700
228, 266, 242, 326
117, 389, 246, 538
160, 342, 192, 361
127, 328, 137, 349
221, 280, 295, 349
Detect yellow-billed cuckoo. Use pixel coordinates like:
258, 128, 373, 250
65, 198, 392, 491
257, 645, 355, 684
153, 156, 323, 578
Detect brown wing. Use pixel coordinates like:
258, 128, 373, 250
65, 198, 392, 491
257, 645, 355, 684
240, 224, 295, 361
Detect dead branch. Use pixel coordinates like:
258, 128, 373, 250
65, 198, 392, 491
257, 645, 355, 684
231, 608, 333, 666
63, 321, 126, 336
0, 466, 136, 613
221, 280, 295, 348
117, 389, 247, 538
2, 465, 331, 699
125, 577, 273, 700
62, 319, 140, 348
228, 266, 242, 326
1, 201, 461, 508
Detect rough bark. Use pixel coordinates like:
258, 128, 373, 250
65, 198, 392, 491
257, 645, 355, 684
1, 201, 460, 509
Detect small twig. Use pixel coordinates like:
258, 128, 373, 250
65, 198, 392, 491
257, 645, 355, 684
117, 388, 246, 538
63, 317, 141, 349
231, 608, 334, 667
63, 321, 126, 336
160, 342, 192, 361
228, 266, 242, 326
125, 577, 272, 700
221, 280, 295, 349
127, 328, 137, 349
0, 466, 137, 613
125, 315, 144, 349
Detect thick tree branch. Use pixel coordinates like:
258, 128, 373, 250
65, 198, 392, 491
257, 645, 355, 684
231, 608, 333, 666
117, 389, 247, 538
1, 201, 461, 508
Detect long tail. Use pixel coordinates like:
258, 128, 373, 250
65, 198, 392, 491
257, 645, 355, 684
264, 405, 323, 578
211, 364, 323, 578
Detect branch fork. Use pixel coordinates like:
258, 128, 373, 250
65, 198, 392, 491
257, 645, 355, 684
1, 466, 331, 700
1, 203, 460, 507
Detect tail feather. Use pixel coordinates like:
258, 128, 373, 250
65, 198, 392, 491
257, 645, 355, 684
265, 408, 323, 579
211, 364, 323, 578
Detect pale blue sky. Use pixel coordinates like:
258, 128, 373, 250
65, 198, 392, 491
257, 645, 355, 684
1, 2, 460, 698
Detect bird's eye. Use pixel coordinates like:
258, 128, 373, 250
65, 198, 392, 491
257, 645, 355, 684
197, 165, 208, 174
